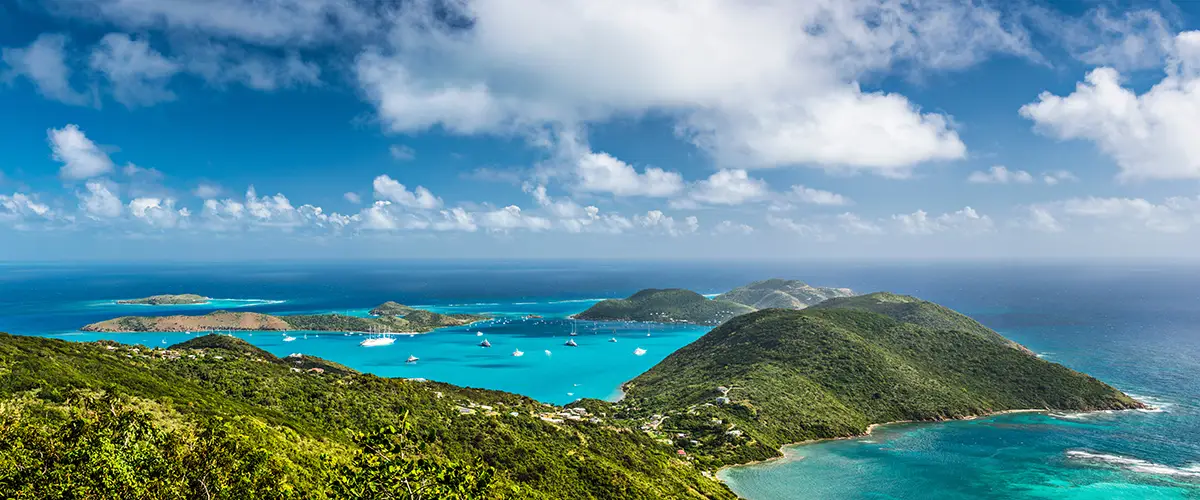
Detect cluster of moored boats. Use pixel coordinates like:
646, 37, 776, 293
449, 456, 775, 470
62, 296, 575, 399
397, 319, 651, 365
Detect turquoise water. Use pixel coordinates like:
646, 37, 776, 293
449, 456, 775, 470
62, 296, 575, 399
3, 261, 1200, 498
51, 299, 709, 405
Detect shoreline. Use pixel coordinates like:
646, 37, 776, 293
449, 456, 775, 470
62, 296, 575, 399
716, 406, 1143, 476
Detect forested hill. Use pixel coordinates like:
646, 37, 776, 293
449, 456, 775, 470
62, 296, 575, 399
575, 289, 754, 325
0, 333, 733, 499
618, 294, 1143, 466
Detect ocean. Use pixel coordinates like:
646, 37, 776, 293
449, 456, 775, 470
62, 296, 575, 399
1, 260, 1197, 498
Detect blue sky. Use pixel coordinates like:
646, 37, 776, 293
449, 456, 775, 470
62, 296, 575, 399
3, 0, 1200, 260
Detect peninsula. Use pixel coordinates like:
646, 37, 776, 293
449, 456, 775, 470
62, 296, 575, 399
81, 302, 485, 333
715, 278, 853, 310
115, 293, 209, 305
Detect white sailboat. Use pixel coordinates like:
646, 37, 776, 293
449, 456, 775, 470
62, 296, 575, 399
569, 319, 578, 336
512, 348, 524, 357
608, 337, 617, 343
406, 354, 419, 363
283, 335, 297, 342
564, 338, 578, 347
479, 339, 492, 348
634, 347, 647, 356
360, 337, 395, 347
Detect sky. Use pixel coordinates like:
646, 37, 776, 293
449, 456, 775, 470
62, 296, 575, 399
3, 0, 1200, 261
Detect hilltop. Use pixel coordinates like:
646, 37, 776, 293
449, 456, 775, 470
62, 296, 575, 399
81, 304, 486, 334
0, 333, 733, 499
715, 278, 853, 310
369, 300, 418, 316
575, 289, 755, 325
617, 292, 1142, 467
116, 293, 209, 305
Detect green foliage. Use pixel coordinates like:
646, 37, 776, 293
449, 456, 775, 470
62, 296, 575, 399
621, 303, 1143, 466
369, 302, 418, 316
117, 294, 208, 305
0, 333, 733, 499
577, 289, 755, 325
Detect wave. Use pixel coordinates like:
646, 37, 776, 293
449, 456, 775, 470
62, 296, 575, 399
1126, 393, 1174, 413
1066, 450, 1200, 479
444, 302, 501, 307
511, 302, 538, 305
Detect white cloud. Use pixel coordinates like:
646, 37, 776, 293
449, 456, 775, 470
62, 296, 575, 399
343, 192, 362, 204
634, 210, 696, 236
713, 220, 754, 235
389, 145, 415, 161
765, 215, 828, 239
1060, 196, 1189, 233
372, 175, 442, 209
89, 33, 180, 107
350, 0, 1029, 174
193, 183, 222, 198
1025, 206, 1063, 233
1049, 8, 1175, 72
78, 181, 123, 219
357, 201, 428, 231
0, 192, 55, 226
790, 185, 851, 206
892, 206, 993, 234
122, 163, 163, 180
201, 186, 353, 231
837, 212, 884, 235
433, 207, 477, 232
967, 165, 1034, 184
49, 124, 115, 180
1042, 170, 1079, 185
683, 169, 769, 206
477, 205, 551, 232
1021, 31, 1200, 180
181, 41, 320, 91
129, 197, 188, 228
574, 150, 683, 198
1, 33, 89, 105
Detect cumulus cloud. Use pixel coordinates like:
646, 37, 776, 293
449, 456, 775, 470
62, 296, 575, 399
0, 192, 55, 227
1024, 206, 1064, 233
1021, 31, 1200, 180
349, 0, 1030, 174
573, 150, 683, 198
1046, 7, 1175, 72
790, 185, 851, 206
129, 197, 188, 228
892, 206, 993, 234
1, 33, 90, 105
89, 33, 180, 107
1038, 196, 1194, 233
343, 192, 362, 204
634, 210, 697, 236
201, 186, 354, 231
193, 183, 223, 198
477, 205, 552, 232
78, 181, 123, 219
49, 124, 115, 180
180, 41, 320, 91
372, 175, 442, 209
967, 165, 1034, 184
766, 215, 828, 240
681, 169, 769, 206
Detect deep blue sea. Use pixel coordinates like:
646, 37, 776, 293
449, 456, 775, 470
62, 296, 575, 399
1, 260, 1197, 499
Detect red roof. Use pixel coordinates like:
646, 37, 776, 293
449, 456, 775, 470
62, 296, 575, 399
676, 449, 686, 455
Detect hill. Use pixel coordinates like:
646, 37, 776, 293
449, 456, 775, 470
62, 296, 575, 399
0, 333, 734, 499
369, 301, 418, 316
715, 279, 853, 310
575, 289, 755, 325
617, 294, 1143, 467
81, 307, 486, 334
116, 293, 209, 305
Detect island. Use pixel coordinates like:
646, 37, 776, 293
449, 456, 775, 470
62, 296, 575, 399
115, 293, 209, 305
81, 302, 486, 334
575, 288, 755, 325
715, 278, 853, 309
612, 292, 1142, 467
1, 291, 1144, 497
576, 278, 855, 325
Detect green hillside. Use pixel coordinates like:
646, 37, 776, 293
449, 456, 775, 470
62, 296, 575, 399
715, 279, 853, 310
116, 293, 209, 305
618, 295, 1142, 467
576, 289, 755, 325
369, 301, 418, 316
811, 292, 1030, 352
82, 308, 486, 334
0, 333, 733, 499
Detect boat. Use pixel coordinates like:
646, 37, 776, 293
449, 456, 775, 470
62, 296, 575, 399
608, 337, 617, 343
479, 339, 492, 348
569, 319, 578, 336
476, 331, 483, 336
282, 336, 297, 342
512, 349, 524, 357
406, 354, 419, 363
564, 339, 577, 347
634, 347, 647, 356
360, 337, 396, 347
544, 350, 552, 356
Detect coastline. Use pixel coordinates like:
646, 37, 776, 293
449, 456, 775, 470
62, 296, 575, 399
715, 406, 1138, 476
